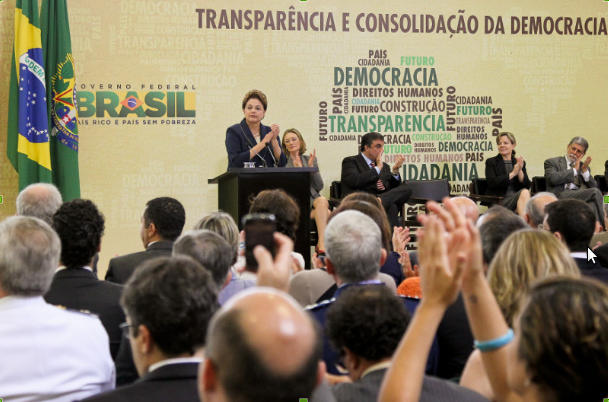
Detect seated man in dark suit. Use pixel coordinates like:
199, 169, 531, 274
44, 199, 124, 358
326, 286, 487, 402
544, 136, 605, 230
341, 131, 411, 227
105, 197, 185, 284
83, 256, 219, 402
544, 199, 608, 282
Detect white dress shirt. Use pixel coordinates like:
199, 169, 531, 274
0, 296, 115, 401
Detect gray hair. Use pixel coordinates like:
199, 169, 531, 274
325, 210, 382, 283
568, 137, 589, 153
194, 211, 239, 264
0, 216, 61, 296
16, 183, 63, 226
173, 229, 233, 288
525, 192, 558, 227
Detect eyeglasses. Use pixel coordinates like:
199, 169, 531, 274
119, 322, 133, 339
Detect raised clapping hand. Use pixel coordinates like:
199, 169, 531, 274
307, 149, 317, 167
417, 200, 468, 307
420, 198, 485, 293
392, 155, 406, 173
254, 232, 294, 292
263, 124, 280, 144
582, 156, 592, 172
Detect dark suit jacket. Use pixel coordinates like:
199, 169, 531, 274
81, 362, 200, 402
340, 154, 400, 197
574, 257, 608, 283
332, 367, 488, 402
544, 156, 598, 195
105, 240, 174, 284
484, 154, 531, 196
225, 119, 287, 168
44, 268, 124, 359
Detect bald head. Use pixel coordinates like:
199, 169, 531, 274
202, 289, 322, 402
452, 196, 479, 224
525, 192, 557, 228
16, 183, 63, 226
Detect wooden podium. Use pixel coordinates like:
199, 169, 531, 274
208, 167, 317, 268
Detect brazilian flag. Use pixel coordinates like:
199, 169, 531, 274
6, 0, 53, 189
41, 0, 80, 200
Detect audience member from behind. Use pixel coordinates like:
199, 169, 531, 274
106, 197, 185, 284
249, 189, 303, 270
44, 199, 125, 359
306, 210, 434, 376
84, 256, 219, 402
200, 288, 324, 402
16, 182, 62, 225
380, 198, 608, 402
544, 199, 608, 281
478, 205, 528, 268
523, 192, 557, 228
460, 230, 580, 400
174, 229, 251, 305
194, 211, 255, 303
0, 216, 114, 401
327, 286, 485, 402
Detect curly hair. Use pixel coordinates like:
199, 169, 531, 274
241, 89, 268, 111
518, 276, 607, 402
249, 189, 300, 241
144, 197, 185, 241
52, 199, 104, 269
326, 285, 410, 362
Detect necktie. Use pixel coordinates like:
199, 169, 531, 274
370, 162, 386, 191
570, 162, 581, 187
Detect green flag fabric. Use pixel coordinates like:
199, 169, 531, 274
6, 0, 53, 189
41, 0, 80, 200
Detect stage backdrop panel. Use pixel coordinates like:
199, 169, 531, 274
1, 0, 607, 277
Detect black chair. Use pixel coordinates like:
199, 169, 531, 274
531, 176, 547, 194
402, 179, 452, 241
468, 178, 504, 207
404, 179, 451, 204
594, 175, 608, 194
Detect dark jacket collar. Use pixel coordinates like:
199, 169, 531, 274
139, 362, 199, 383
54, 267, 97, 280
146, 240, 174, 252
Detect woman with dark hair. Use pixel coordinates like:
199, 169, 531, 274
249, 189, 304, 270
282, 128, 330, 253
225, 89, 287, 168
485, 132, 531, 217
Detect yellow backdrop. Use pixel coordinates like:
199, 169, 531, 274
0, 0, 607, 277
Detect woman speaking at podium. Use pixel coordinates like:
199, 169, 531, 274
225, 89, 287, 168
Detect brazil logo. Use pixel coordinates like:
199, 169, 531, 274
50, 53, 79, 151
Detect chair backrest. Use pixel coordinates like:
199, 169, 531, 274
472, 178, 488, 195
594, 175, 608, 193
403, 179, 450, 202
531, 176, 546, 194
330, 181, 342, 199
